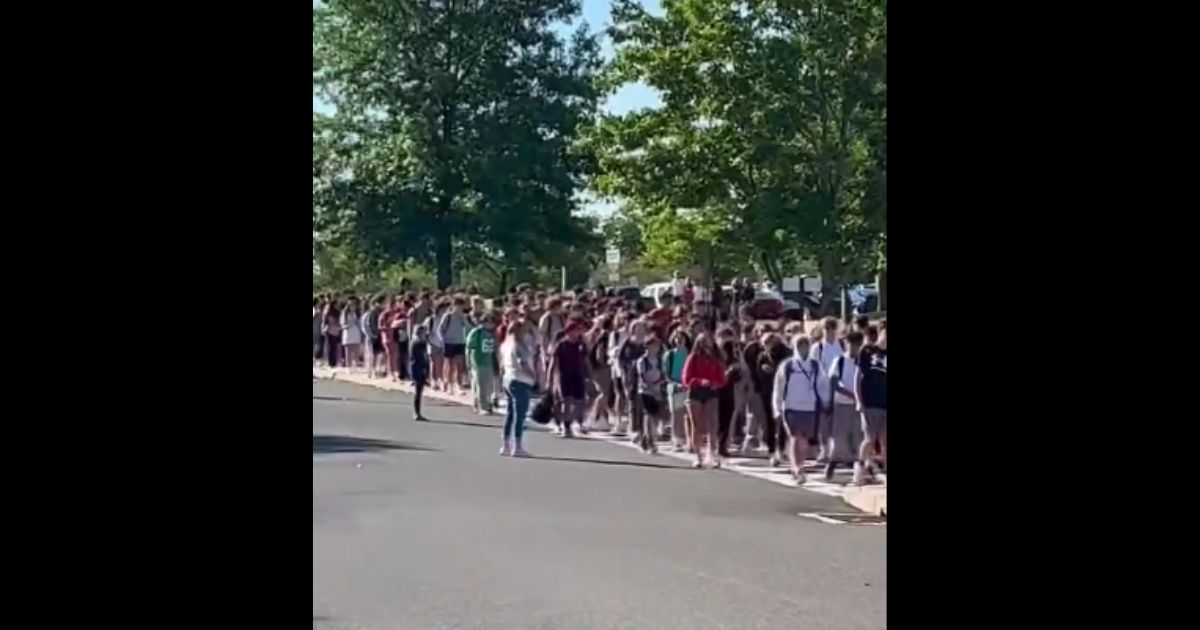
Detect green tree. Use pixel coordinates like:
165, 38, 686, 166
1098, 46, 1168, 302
592, 0, 886, 312
313, 0, 603, 289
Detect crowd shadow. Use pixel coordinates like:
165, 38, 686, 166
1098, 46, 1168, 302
313, 394, 466, 409
313, 434, 439, 455
530, 455, 688, 471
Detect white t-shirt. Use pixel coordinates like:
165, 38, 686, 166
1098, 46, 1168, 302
772, 356, 824, 417
829, 353, 859, 406
810, 338, 844, 407
671, 278, 686, 298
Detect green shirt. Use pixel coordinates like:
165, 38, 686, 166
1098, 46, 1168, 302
466, 326, 496, 370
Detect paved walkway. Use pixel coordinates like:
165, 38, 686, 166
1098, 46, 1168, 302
313, 366, 886, 516
314, 378, 886, 629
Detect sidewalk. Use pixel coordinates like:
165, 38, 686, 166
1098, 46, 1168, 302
313, 366, 886, 517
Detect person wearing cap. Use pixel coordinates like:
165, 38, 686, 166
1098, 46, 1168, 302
548, 320, 590, 438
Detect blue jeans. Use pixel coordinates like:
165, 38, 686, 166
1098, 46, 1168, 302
505, 381, 532, 442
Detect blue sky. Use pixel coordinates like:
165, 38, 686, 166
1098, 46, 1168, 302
313, 0, 663, 216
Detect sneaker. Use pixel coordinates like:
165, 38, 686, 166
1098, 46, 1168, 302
712, 455, 723, 469
499, 441, 512, 456
563, 426, 575, 439
629, 432, 641, 444
672, 442, 685, 453
853, 462, 867, 486
794, 472, 807, 485
576, 424, 589, 436
824, 462, 836, 482
692, 459, 704, 469
552, 425, 564, 436
768, 454, 782, 468
512, 445, 532, 458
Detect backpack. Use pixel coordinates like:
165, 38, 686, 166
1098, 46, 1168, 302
782, 358, 822, 408
588, 332, 609, 368
366, 309, 383, 338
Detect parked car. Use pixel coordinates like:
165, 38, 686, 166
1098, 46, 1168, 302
613, 285, 655, 312
748, 288, 808, 320
640, 282, 675, 307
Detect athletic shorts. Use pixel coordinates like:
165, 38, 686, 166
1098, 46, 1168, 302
783, 410, 818, 439
444, 343, 466, 359
862, 408, 887, 440
371, 336, 384, 355
640, 394, 662, 417
687, 386, 717, 403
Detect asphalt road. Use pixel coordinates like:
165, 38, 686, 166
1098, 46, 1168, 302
314, 379, 886, 630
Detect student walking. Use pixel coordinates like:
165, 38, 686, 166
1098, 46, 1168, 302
466, 316, 498, 414
548, 321, 590, 438
827, 331, 866, 481
635, 335, 667, 454
663, 329, 691, 452
810, 317, 845, 462
772, 335, 825, 484
855, 325, 887, 485
682, 333, 727, 468
410, 325, 432, 422
499, 321, 537, 457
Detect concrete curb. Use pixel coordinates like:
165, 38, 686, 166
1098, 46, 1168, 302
841, 485, 887, 517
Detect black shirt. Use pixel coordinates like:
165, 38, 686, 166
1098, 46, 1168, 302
858, 345, 887, 409
742, 341, 764, 391
758, 344, 790, 398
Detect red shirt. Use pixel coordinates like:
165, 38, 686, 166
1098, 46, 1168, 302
650, 307, 672, 328
682, 352, 726, 389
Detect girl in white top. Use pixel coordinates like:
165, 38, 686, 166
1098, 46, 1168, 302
499, 321, 538, 458
341, 299, 364, 370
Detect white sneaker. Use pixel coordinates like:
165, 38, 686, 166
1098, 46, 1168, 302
853, 462, 866, 485
512, 445, 532, 458
795, 472, 807, 485
499, 441, 512, 456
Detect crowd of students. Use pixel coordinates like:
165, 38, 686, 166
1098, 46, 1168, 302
313, 283, 886, 485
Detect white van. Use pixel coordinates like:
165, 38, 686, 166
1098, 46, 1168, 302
640, 282, 675, 307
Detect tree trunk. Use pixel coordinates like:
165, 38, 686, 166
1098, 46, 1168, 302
818, 257, 841, 317
498, 270, 510, 296
760, 251, 783, 287
435, 233, 453, 290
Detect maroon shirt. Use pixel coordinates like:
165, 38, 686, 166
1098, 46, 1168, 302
553, 339, 588, 399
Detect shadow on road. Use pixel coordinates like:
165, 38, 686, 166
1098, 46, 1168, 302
313, 434, 439, 455
313, 394, 465, 409
530, 455, 689, 471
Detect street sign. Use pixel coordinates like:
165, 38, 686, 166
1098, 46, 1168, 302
605, 247, 621, 267
803, 276, 822, 293
608, 271, 620, 282
782, 276, 800, 292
